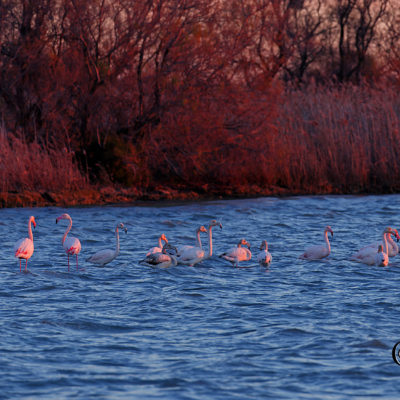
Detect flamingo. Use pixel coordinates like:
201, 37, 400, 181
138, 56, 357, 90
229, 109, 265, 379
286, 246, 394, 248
146, 233, 168, 256
56, 213, 81, 271
176, 225, 208, 265
220, 238, 252, 267
257, 240, 272, 267
140, 243, 178, 268
177, 220, 222, 265
375, 244, 389, 267
87, 222, 127, 266
353, 228, 400, 257
203, 220, 223, 260
14, 216, 36, 272
351, 227, 397, 265
299, 226, 333, 260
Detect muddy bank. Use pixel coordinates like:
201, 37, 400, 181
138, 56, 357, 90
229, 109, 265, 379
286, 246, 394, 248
0, 184, 305, 208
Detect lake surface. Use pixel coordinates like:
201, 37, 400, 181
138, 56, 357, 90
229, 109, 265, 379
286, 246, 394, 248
2, 195, 400, 399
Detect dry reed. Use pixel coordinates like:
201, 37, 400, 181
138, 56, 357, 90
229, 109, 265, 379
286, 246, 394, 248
0, 128, 88, 193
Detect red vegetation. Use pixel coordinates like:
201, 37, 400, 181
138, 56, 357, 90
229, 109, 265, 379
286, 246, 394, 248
1, 0, 400, 207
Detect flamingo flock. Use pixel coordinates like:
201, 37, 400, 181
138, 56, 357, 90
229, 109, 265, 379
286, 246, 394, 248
13, 214, 400, 272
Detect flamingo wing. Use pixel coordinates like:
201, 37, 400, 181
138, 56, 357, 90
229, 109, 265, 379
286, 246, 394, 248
87, 249, 115, 265
14, 238, 34, 259
177, 246, 205, 264
64, 236, 81, 255
300, 244, 329, 260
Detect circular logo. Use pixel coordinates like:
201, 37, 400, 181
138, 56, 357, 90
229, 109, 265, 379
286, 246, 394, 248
392, 341, 400, 365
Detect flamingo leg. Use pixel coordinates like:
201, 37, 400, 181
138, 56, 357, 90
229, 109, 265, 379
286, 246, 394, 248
76, 255, 79, 271
19, 259, 22, 273
67, 253, 70, 272
25, 259, 28, 272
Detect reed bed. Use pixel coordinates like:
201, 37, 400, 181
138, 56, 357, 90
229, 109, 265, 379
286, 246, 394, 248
2, 84, 400, 197
147, 83, 400, 194
275, 84, 400, 193
0, 128, 87, 193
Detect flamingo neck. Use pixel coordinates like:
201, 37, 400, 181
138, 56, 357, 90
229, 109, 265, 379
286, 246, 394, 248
207, 226, 213, 258
324, 231, 331, 253
28, 218, 34, 241
196, 230, 203, 249
386, 233, 398, 253
383, 232, 389, 255
115, 226, 120, 256
62, 217, 72, 244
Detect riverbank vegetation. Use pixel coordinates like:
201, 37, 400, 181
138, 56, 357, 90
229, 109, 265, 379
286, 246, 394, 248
1, 0, 400, 207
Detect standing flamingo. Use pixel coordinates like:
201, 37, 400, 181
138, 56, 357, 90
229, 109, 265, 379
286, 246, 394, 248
299, 226, 333, 260
56, 213, 81, 271
14, 216, 36, 272
87, 222, 127, 266
220, 238, 252, 267
146, 233, 168, 256
258, 240, 272, 267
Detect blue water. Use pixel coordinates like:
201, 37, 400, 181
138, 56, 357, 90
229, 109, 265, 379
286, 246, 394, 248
2, 195, 400, 399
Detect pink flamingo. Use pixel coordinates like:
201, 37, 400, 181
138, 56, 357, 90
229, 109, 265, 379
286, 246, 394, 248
56, 213, 81, 271
146, 233, 168, 256
14, 216, 36, 272
220, 238, 252, 267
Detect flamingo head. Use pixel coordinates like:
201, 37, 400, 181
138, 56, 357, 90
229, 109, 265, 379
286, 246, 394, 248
29, 216, 36, 229
160, 233, 168, 243
325, 226, 333, 237
260, 240, 268, 251
197, 226, 207, 233
56, 213, 71, 224
118, 222, 128, 233
209, 220, 223, 230
384, 227, 397, 236
394, 229, 400, 242
238, 238, 251, 249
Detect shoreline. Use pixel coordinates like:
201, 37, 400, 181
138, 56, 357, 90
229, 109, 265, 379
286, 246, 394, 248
0, 185, 395, 208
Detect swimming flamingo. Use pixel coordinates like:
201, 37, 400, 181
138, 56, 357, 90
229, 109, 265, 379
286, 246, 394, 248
354, 228, 400, 257
56, 213, 81, 271
299, 226, 333, 260
14, 216, 36, 272
140, 243, 178, 268
87, 222, 127, 266
146, 233, 168, 256
257, 240, 272, 267
220, 238, 252, 267
177, 225, 208, 265
375, 245, 389, 267
351, 227, 397, 265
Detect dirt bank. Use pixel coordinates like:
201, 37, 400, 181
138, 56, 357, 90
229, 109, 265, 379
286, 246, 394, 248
0, 184, 301, 208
